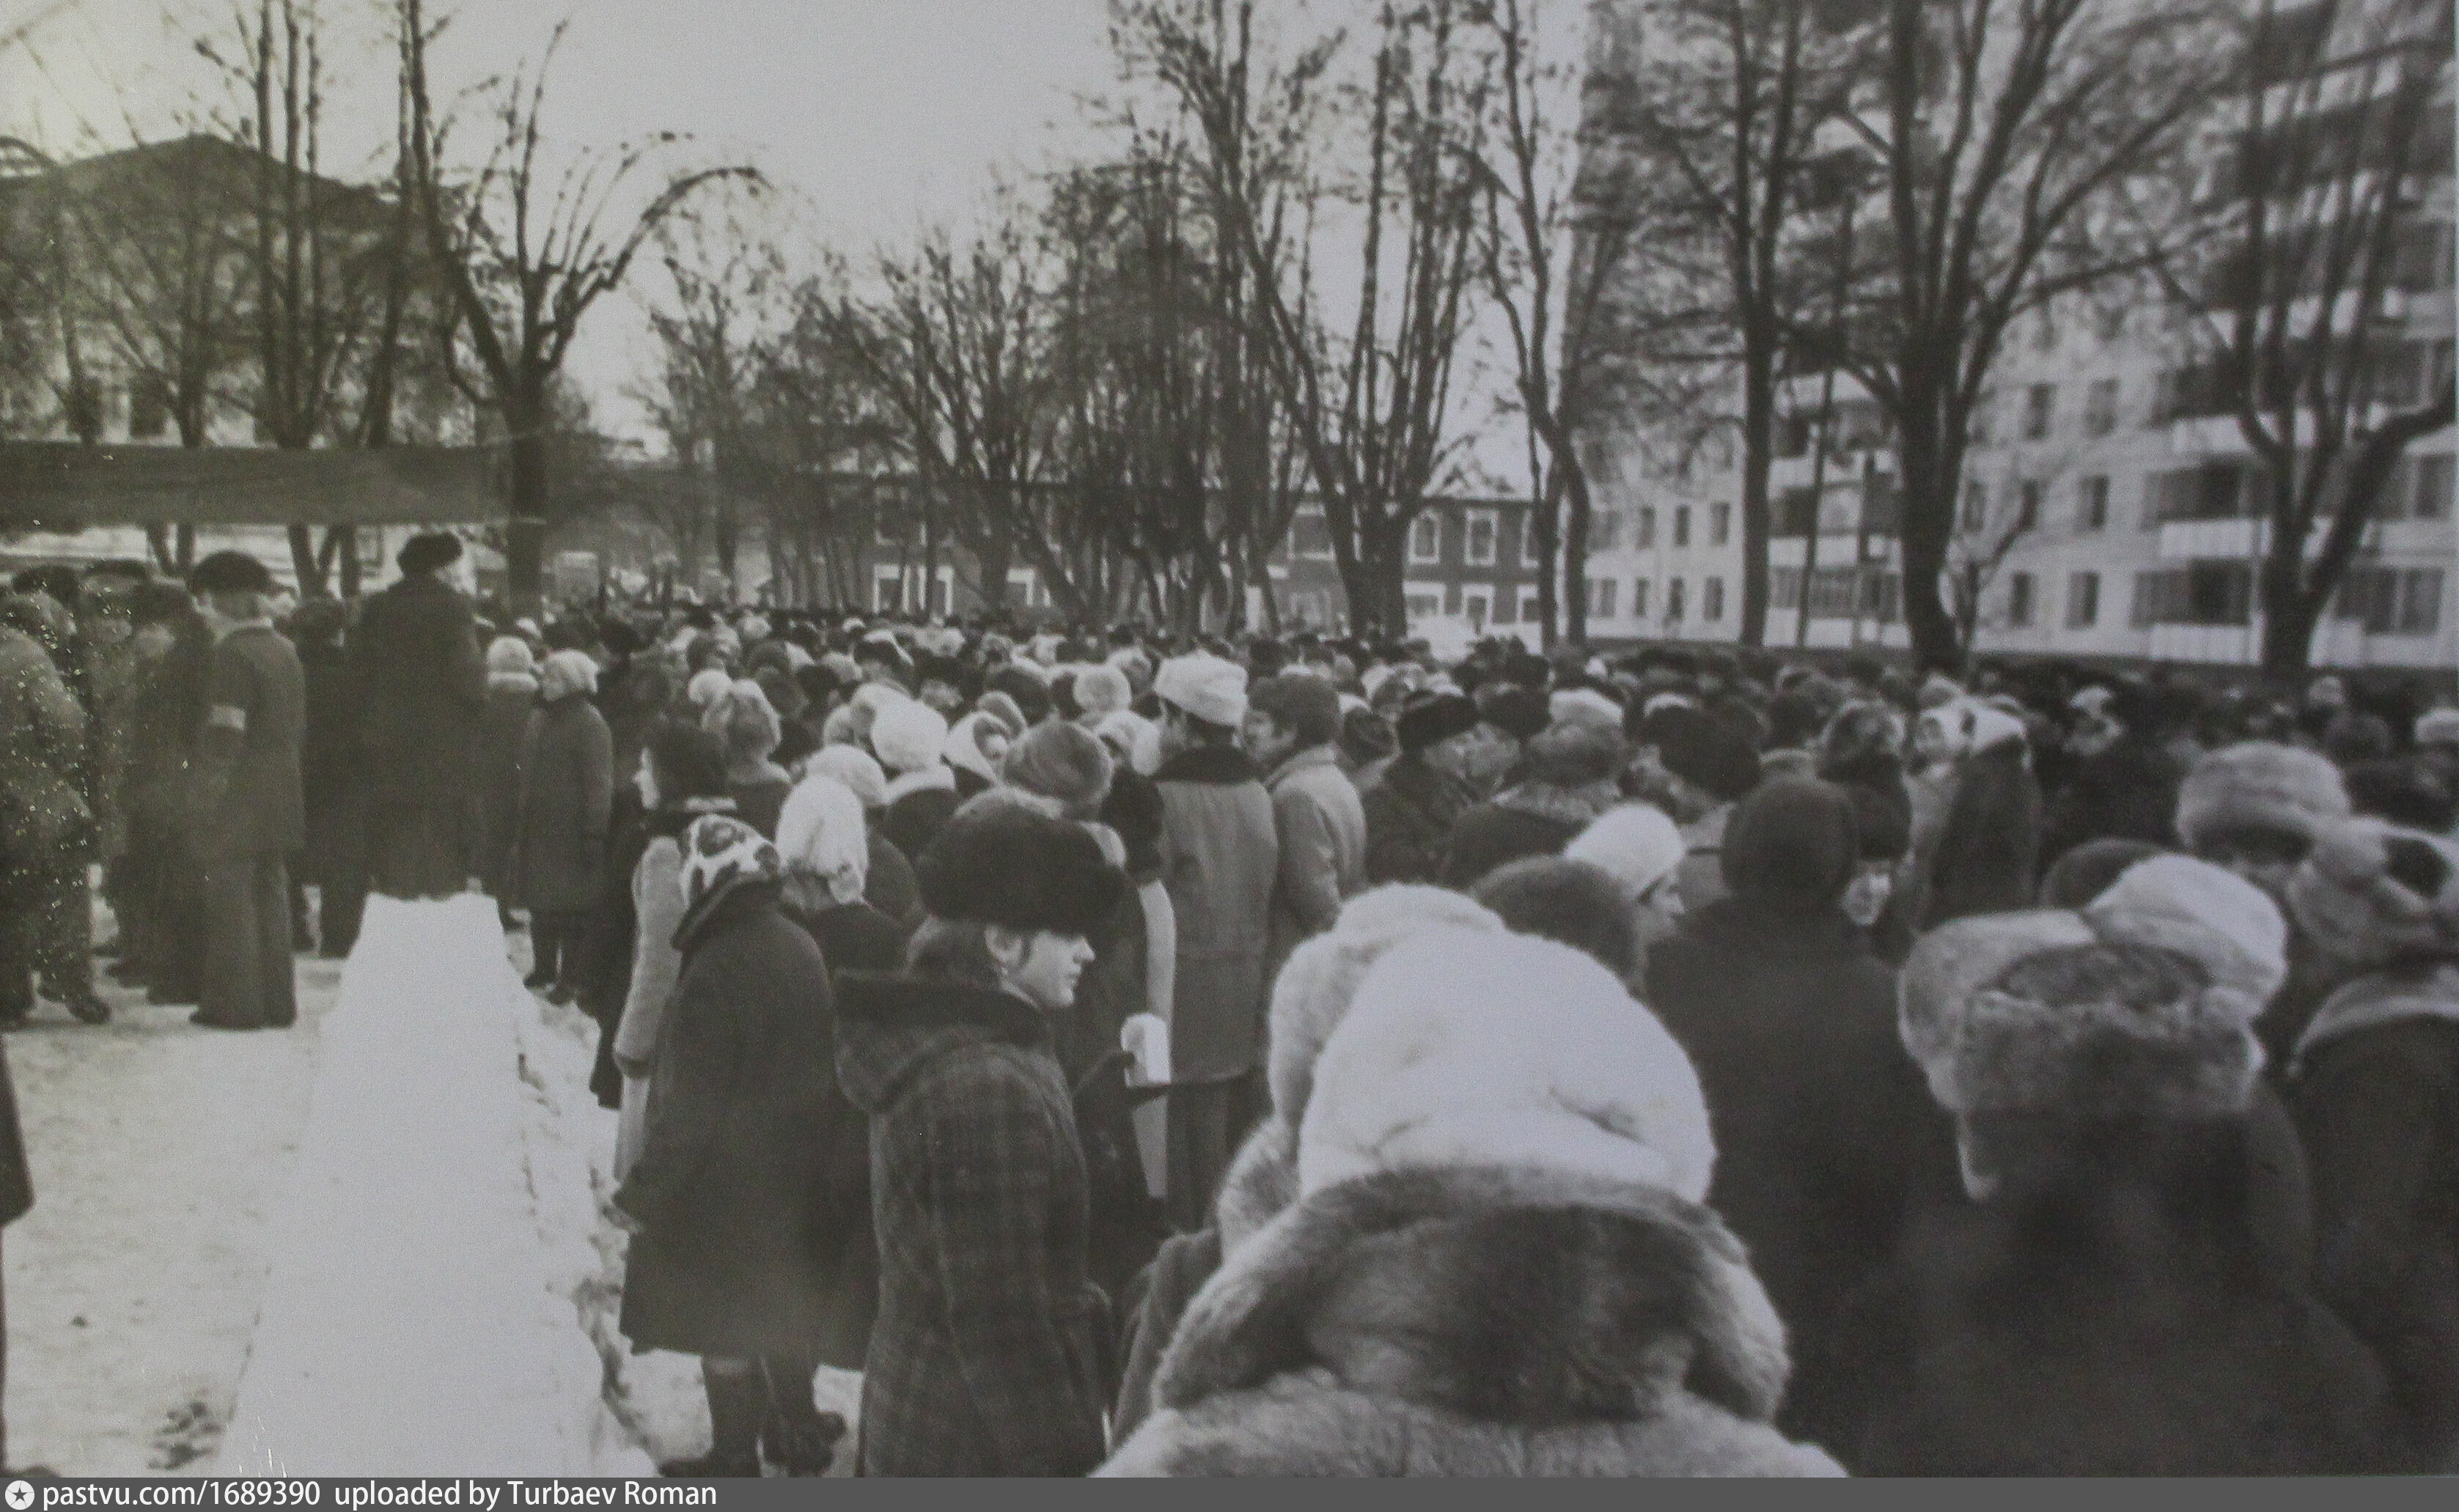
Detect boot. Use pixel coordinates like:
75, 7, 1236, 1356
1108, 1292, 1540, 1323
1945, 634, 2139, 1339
660, 1362, 765, 1478
757, 1357, 845, 1477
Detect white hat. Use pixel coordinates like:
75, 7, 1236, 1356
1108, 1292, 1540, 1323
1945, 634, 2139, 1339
2416, 708, 2459, 747
1565, 803, 1688, 907
1299, 929, 1716, 1205
775, 774, 870, 906
871, 698, 950, 776
1551, 687, 1623, 727
1155, 652, 1250, 729
2085, 853, 2289, 1003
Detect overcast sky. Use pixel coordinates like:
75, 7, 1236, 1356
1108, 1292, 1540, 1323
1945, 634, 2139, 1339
4, 0, 1551, 484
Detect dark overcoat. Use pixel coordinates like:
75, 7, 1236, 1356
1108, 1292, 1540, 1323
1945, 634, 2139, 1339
476, 678, 537, 895
512, 695, 613, 914
834, 973, 1109, 1478
615, 882, 871, 1364
348, 573, 485, 812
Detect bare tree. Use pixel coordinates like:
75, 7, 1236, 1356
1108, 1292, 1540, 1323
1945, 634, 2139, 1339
2153, 0, 2455, 676
1841, 0, 2231, 670
400, 0, 757, 611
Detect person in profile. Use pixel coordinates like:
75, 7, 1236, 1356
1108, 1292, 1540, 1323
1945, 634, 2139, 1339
349, 533, 487, 902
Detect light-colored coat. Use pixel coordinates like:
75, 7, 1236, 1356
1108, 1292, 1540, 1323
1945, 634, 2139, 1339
1155, 745, 1279, 1083
1262, 746, 1366, 977
614, 837, 687, 1180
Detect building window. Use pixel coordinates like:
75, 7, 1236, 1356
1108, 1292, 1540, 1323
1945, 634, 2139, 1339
1587, 511, 1622, 552
2337, 567, 2447, 635
1777, 487, 1818, 537
873, 572, 903, 613
1969, 391, 1996, 448
1464, 590, 1491, 630
2080, 476, 2110, 531
1703, 577, 1726, 622
1710, 503, 1732, 546
2095, 303, 2128, 343
1521, 589, 1546, 623
1771, 567, 1804, 611
2084, 377, 2119, 438
1631, 578, 1650, 619
1962, 482, 1988, 534
2390, 454, 2454, 520
1494, 583, 1518, 624
1636, 507, 1656, 549
2024, 383, 2056, 440
1666, 577, 1686, 622
1410, 513, 1442, 564
1293, 508, 1334, 560
2007, 572, 2035, 627
1465, 509, 1498, 567
2017, 480, 2042, 534
1406, 591, 1441, 620
1588, 578, 1617, 619
2135, 562, 2255, 627
2149, 462, 2252, 523
1807, 567, 1859, 619
1673, 506, 1692, 547
2067, 571, 2100, 629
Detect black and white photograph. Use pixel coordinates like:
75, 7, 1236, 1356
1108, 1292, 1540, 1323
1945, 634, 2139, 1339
0, 0, 2455, 1480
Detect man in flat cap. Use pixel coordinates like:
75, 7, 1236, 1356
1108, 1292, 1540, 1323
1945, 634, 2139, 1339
349, 532, 487, 902
186, 552, 306, 1030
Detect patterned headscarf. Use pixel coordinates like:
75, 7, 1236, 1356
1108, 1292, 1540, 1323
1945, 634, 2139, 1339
678, 814, 782, 912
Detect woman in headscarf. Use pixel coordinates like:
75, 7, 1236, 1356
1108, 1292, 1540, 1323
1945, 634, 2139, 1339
774, 772, 908, 977
511, 651, 611, 1001
804, 744, 921, 925
477, 637, 540, 926
614, 815, 862, 1478
706, 679, 792, 838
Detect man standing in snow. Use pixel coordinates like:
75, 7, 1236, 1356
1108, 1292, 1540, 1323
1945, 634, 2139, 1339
1243, 672, 1365, 981
350, 533, 487, 901
187, 553, 306, 1032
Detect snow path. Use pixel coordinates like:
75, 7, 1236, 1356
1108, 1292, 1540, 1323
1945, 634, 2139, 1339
4, 957, 332, 1474
211, 895, 647, 1476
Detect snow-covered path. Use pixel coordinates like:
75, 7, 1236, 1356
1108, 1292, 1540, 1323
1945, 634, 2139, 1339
4, 954, 335, 1474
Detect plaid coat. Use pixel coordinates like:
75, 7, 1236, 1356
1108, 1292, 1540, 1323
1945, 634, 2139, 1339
835, 973, 1109, 1478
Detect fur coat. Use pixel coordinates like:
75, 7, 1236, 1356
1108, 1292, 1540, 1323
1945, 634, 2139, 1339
1096, 1163, 1845, 1477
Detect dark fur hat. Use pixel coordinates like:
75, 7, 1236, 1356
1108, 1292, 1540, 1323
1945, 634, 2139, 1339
396, 531, 464, 577
189, 550, 275, 597
916, 803, 1125, 937
1396, 691, 1480, 756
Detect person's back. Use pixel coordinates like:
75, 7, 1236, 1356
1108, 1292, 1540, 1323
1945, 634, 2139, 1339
1155, 744, 1276, 1083
353, 571, 483, 806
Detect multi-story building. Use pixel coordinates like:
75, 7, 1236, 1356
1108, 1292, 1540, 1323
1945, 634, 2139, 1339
1579, 0, 2456, 673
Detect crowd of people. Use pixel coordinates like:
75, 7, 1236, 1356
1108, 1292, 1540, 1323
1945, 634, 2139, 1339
2, 531, 2458, 1476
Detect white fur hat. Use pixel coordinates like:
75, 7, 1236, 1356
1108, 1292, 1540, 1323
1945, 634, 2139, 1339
1155, 652, 1249, 729
685, 668, 734, 711
1299, 929, 1716, 1205
870, 698, 950, 776
1092, 709, 1164, 778
2084, 854, 2288, 1002
774, 774, 870, 906
1565, 803, 1688, 907
1265, 887, 1506, 1125
1550, 687, 1624, 727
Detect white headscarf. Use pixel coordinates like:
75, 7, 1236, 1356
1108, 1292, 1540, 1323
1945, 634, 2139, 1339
775, 775, 870, 907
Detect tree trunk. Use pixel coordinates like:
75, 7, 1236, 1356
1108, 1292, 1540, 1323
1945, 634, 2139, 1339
1531, 471, 1560, 650
1737, 343, 1776, 647
337, 526, 361, 597
506, 414, 551, 616
175, 525, 197, 573
146, 525, 175, 575
1894, 399, 1959, 672
287, 524, 330, 598
1562, 460, 1593, 646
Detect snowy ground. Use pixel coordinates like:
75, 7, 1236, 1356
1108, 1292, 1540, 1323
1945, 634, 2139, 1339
6, 889, 860, 1478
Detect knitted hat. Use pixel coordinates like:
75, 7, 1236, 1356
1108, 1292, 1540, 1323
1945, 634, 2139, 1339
1073, 664, 1133, 720
677, 814, 782, 912
538, 649, 600, 703
1263, 887, 1507, 1127
1155, 652, 1249, 729
1394, 691, 1479, 756
774, 774, 870, 906
1002, 721, 1115, 822
2287, 817, 2459, 971
1723, 778, 1859, 904
2176, 742, 2350, 853
805, 745, 889, 810
916, 803, 1125, 937
1564, 803, 1687, 907
871, 698, 950, 776
1299, 929, 1716, 1205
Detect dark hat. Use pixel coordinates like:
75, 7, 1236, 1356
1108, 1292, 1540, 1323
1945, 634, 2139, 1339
1471, 857, 1640, 978
397, 532, 464, 576
2039, 838, 2169, 910
1644, 704, 1763, 804
1477, 683, 1552, 742
916, 803, 1126, 937
1338, 706, 1397, 770
1396, 691, 1480, 755
1724, 777, 1859, 904
189, 550, 275, 597
1837, 777, 1912, 865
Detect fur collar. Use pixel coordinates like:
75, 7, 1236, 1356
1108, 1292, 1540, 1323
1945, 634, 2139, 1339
1213, 1117, 1301, 1255
1155, 1163, 1791, 1429
642, 795, 739, 842
833, 972, 1054, 1115
2294, 962, 2459, 1070
1493, 779, 1621, 829
882, 765, 957, 807
1156, 742, 1260, 786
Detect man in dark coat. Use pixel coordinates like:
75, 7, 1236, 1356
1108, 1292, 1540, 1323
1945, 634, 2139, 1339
187, 553, 306, 1032
1361, 691, 1478, 887
292, 600, 366, 957
614, 816, 863, 1478
2043, 680, 2189, 868
834, 805, 1125, 1477
350, 533, 486, 901
1644, 778, 1952, 1462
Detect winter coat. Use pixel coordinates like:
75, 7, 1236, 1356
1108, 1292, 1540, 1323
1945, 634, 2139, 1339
1644, 895, 1955, 1460
1916, 740, 2042, 932
1441, 781, 1613, 890
835, 973, 1111, 1478
348, 573, 485, 814
584, 797, 735, 1118
2042, 731, 2186, 868
298, 637, 362, 874
1360, 753, 1470, 888
512, 695, 613, 915
728, 770, 793, 841
2292, 962, 2459, 1468
1262, 747, 1366, 977
880, 771, 960, 862
1155, 745, 1278, 1084
784, 896, 911, 980
614, 881, 871, 1365
614, 836, 689, 1181
1095, 1164, 1845, 1477
1848, 1122, 2400, 1475
194, 624, 306, 859
0, 625, 92, 882
866, 830, 922, 926
476, 676, 537, 895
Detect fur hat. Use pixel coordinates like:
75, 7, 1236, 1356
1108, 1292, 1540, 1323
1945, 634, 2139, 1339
486, 635, 537, 676
1002, 721, 1114, 822
1394, 691, 1479, 756
2176, 742, 2350, 853
1476, 684, 1552, 742
870, 698, 950, 776
976, 690, 1027, 740
1644, 704, 1762, 803
1300, 929, 1716, 1205
1473, 858, 1642, 978
916, 803, 1125, 937
1521, 710, 1627, 788
1551, 687, 1623, 727
1565, 803, 1686, 907
396, 531, 463, 578
189, 550, 274, 597
537, 649, 600, 703
804, 745, 888, 810
2084, 854, 2288, 1002
1073, 664, 1133, 720
2287, 816, 2459, 971
1155, 652, 1250, 729
685, 668, 734, 712
1899, 902, 2268, 1121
